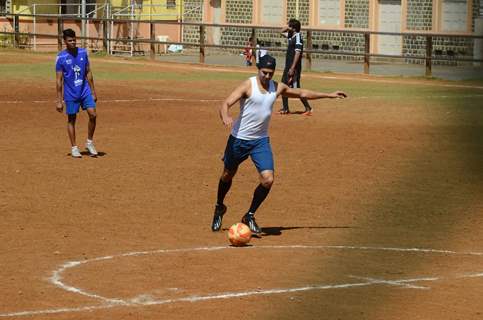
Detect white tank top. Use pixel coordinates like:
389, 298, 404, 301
231, 76, 277, 140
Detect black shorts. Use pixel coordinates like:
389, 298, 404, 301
281, 69, 302, 88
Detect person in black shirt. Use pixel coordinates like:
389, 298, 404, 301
280, 19, 312, 115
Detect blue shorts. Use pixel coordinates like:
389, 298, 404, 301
223, 135, 274, 172
65, 95, 96, 115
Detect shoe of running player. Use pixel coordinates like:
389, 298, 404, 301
241, 214, 262, 234
211, 203, 227, 232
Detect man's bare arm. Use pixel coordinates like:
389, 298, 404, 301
277, 81, 347, 100
280, 26, 289, 35
219, 79, 251, 127
56, 71, 64, 112
86, 64, 97, 102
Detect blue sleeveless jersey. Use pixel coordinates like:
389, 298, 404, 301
55, 48, 92, 101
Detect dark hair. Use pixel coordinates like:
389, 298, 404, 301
62, 29, 76, 39
288, 18, 301, 32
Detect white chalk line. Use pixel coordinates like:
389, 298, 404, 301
348, 275, 436, 289
1, 245, 483, 318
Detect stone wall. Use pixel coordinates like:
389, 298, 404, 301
403, 0, 432, 63
290, 0, 370, 61
433, 36, 474, 65
224, 0, 253, 23
181, 0, 479, 65
406, 0, 432, 31
473, 0, 481, 32
287, 0, 310, 25
311, 31, 364, 61
221, 0, 253, 48
255, 29, 286, 55
344, 0, 369, 29
182, 0, 203, 44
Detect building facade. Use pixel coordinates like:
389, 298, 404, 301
192, 0, 483, 63
1, 0, 482, 62
2, 0, 183, 19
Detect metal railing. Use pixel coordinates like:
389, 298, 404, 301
2, 13, 483, 77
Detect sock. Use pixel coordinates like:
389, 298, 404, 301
86, 139, 93, 144
282, 96, 289, 110
248, 184, 271, 214
217, 178, 232, 206
301, 98, 312, 111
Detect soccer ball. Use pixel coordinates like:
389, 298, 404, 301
228, 223, 252, 246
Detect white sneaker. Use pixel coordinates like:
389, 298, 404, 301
71, 146, 82, 158
85, 140, 98, 156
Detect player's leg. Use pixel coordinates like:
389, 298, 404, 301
242, 137, 274, 234
217, 167, 237, 208
212, 135, 248, 231
86, 108, 96, 140
280, 70, 290, 114
294, 72, 312, 114
242, 170, 273, 234
67, 114, 77, 146
82, 95, 98, 156
212, 166, 237, 231
65, 101, 82, 158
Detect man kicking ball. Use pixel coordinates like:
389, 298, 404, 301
211, 55, 346, 234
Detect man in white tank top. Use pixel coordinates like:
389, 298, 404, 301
211, 55, 347, 234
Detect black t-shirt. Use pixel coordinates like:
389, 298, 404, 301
284, 32, 303, 72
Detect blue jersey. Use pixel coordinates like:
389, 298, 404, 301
55, 48, 92, 101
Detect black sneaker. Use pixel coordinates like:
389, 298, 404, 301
241, 214, 261, 234
211, 204, 227, 232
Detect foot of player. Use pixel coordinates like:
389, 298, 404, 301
211, 204, 262, 234
71, 140, 98, 158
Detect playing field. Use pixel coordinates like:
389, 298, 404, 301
1, 49, 483, 319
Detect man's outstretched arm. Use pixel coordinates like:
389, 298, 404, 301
277, 82, 347, 100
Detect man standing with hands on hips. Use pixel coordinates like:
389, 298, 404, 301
56, 28, 98, 158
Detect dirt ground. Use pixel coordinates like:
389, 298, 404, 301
0, 53, 483, 319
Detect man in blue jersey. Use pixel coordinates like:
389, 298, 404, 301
211, 55, 346, 234
56, 28, 98, 158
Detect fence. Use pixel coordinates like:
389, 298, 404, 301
1, 12, 483, 77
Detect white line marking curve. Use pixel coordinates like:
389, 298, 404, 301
1, 245, 482, 317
